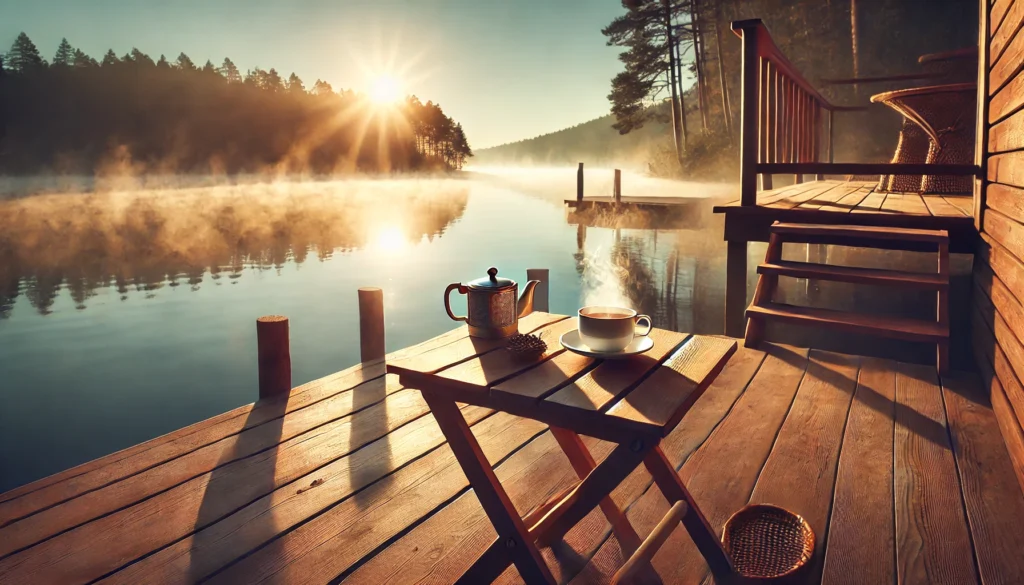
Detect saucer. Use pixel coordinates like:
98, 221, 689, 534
559, 329, 654, 359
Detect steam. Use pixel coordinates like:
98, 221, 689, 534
578, 246, 632, 309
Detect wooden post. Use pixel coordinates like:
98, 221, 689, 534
257, 315, 291, 399
814, 104, 824, 180
974, 0, 989, 232
759, 59, 772, 191
526, 269, 549, 313
358, 287, 385, 363
827, 109, 835, 164
613, 169, 622, 203
577, 163, 584, 202
725, 241, 747, 338
736, 21, 760, 206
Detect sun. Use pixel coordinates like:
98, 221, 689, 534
369, 75, 402, 104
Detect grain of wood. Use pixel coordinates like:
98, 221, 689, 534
852, 189, 888, 213
0, 360, 383, 507
942, 371, 1024, 585
941, 195, 974, 216
991, 22, 1024, 93
973, 279, 1024, 426
544, 330, 689, 413
986, 183, 1024, 224
922, 195, 970, 217
828, 185, 873, 213
0, 375, 407, 556
0, 362, 386, 522
988, 151, 1024, 186
983, 208, 1024, 266
990, 68, 1024, 124
209, 417, 552, 585
989, 373, 1024, 494
992, 0, 1024, 64
894, 362, 977, 585
989, 109, 1024, 153
745, 350, 859, 584
767, 181, 843, 210
820, 357, 896, 585
882, 193, 931, 216
100, 405, 503, 584
797, 182, 859, 210
992, 0, 1012, 36
605, 337, 737, 433
0, 389, 445, 584
491, 350, 596, 402
573, 345, 809, 585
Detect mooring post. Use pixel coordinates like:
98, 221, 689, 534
358, 287, 386, 362
257, 315, 291, 400
577, 162, 584, 201
614, 169, 622, 203
526, 269, 549, 313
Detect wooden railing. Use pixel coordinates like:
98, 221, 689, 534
732, 19, 979, 206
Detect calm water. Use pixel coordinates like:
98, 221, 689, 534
0, 169, 973, 491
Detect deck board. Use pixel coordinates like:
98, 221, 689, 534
4, 340, 1024, 584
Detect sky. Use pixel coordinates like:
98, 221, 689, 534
1, 0, 628, 149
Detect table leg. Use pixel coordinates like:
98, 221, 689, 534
549, 426, 644, 556
423, 394, 556, 585
643, 446, 734, 577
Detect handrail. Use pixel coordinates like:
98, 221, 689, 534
732, 19, 833, 111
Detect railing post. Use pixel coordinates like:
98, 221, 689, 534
760, 59, 773, 191
358, 287, 385, 363
827, 109, 835, 165
577, 163, 584, 202
737, 21, 760, 206
526, 269, 549, 313
814, 104, 824, 180
613, 169, 622, 202
257, 315, 291, 399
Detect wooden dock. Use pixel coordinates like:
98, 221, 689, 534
2, 313, 1023, 584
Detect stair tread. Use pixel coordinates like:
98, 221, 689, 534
757, 261, 947, 288
747, 302, 948, 342
771, 222, 949, 243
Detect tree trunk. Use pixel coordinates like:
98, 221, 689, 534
714, 4, 733, 137
691, 0, 709, 132
673, 37, 688, 148
664, 0, 684, 167
850, 0, 860, 97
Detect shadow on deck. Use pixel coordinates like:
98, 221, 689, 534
1, 341, 1022, 584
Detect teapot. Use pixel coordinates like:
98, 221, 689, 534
444, 267, 541, 338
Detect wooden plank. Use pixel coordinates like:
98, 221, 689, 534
942, 371, 1024, 585
574, 345, 810, 585
771, 222, 948, 243
990, 373, 1024, 494
747, 302, 948, 343
543, 330, 689, 413
745, 350, 859, 584
758, 162, 978, 176
796, 182, 860, 210
894, 362, 978, 585
756, 180, 839, 206
0, 375, 409, 556
0, 389, 475, 584
983, 208, 1024, 268
941, 195, 975, 216
350, 346, 768, 585
986, 182, 1024, 223
988, 151, 1024, 186
201, 410, 547, 585
991, 23, 1024, 93
973, 301, 1024, 489
882, 193, 931, 216
434, 318, 581, 392
992, 0, 1012, 37
989, 109, 1024, 153
973, 267, 1024, 425
387, 312, 567, 375
992, 0, 1024, 65
819, 185, 873, 212
757, 260, 948, 289
490, 351, 596, 403
923, 195, 970, 217
605, 337, 737, 434
103, 405, 511, 585
821, 357, 896, 585
990, 68, 1024, 125
852, 189, 888, 213
766, 181, 843, 210
978, 233, 1024, 307
0, 360, 383, 507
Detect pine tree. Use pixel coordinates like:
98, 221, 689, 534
6, 32, 46, 73
53, 37, 75, 67
156, 54, 170, 68
311, 79, 333, 96
287, 72, 304, 93
101, 49, 119, 67
202, 60, 218, 75
220, 57, 241, 83
72, 49, 98, 68
130, 48, 155, 67
265, 68, 283, 92
175, 52, 196, 71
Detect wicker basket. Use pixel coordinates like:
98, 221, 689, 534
722, 504, 815, 580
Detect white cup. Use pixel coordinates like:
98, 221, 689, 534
578, 306, 653, 352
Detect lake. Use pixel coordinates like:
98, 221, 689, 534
0, 168, 972, 492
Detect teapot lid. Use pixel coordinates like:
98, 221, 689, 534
467, 267, 516, 291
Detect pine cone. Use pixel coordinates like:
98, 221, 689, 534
507, 332, 547, 360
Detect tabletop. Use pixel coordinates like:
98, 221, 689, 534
387, 313, 737, 443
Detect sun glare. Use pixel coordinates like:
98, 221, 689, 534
373, 225, 407, 252
369, 75, 402, 104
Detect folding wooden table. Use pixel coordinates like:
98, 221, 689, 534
387, 315, 738, 584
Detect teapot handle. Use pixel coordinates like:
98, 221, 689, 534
444, 283, 469, 322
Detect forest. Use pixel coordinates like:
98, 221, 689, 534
0, 34, 472, 175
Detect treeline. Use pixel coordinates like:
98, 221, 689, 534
0, 33, 472, 175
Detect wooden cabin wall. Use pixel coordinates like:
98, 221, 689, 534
974, 0, 1024, 493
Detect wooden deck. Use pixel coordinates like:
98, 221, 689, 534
2, 318, 1023, 583
713, 180, 978, 252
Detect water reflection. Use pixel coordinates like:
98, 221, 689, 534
0, 180, 469, 318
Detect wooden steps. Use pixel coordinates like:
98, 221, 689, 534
745, 222, 951, 373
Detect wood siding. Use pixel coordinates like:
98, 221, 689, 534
976, 0, 1024, 494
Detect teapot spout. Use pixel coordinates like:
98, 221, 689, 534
517, 280, 542, 318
